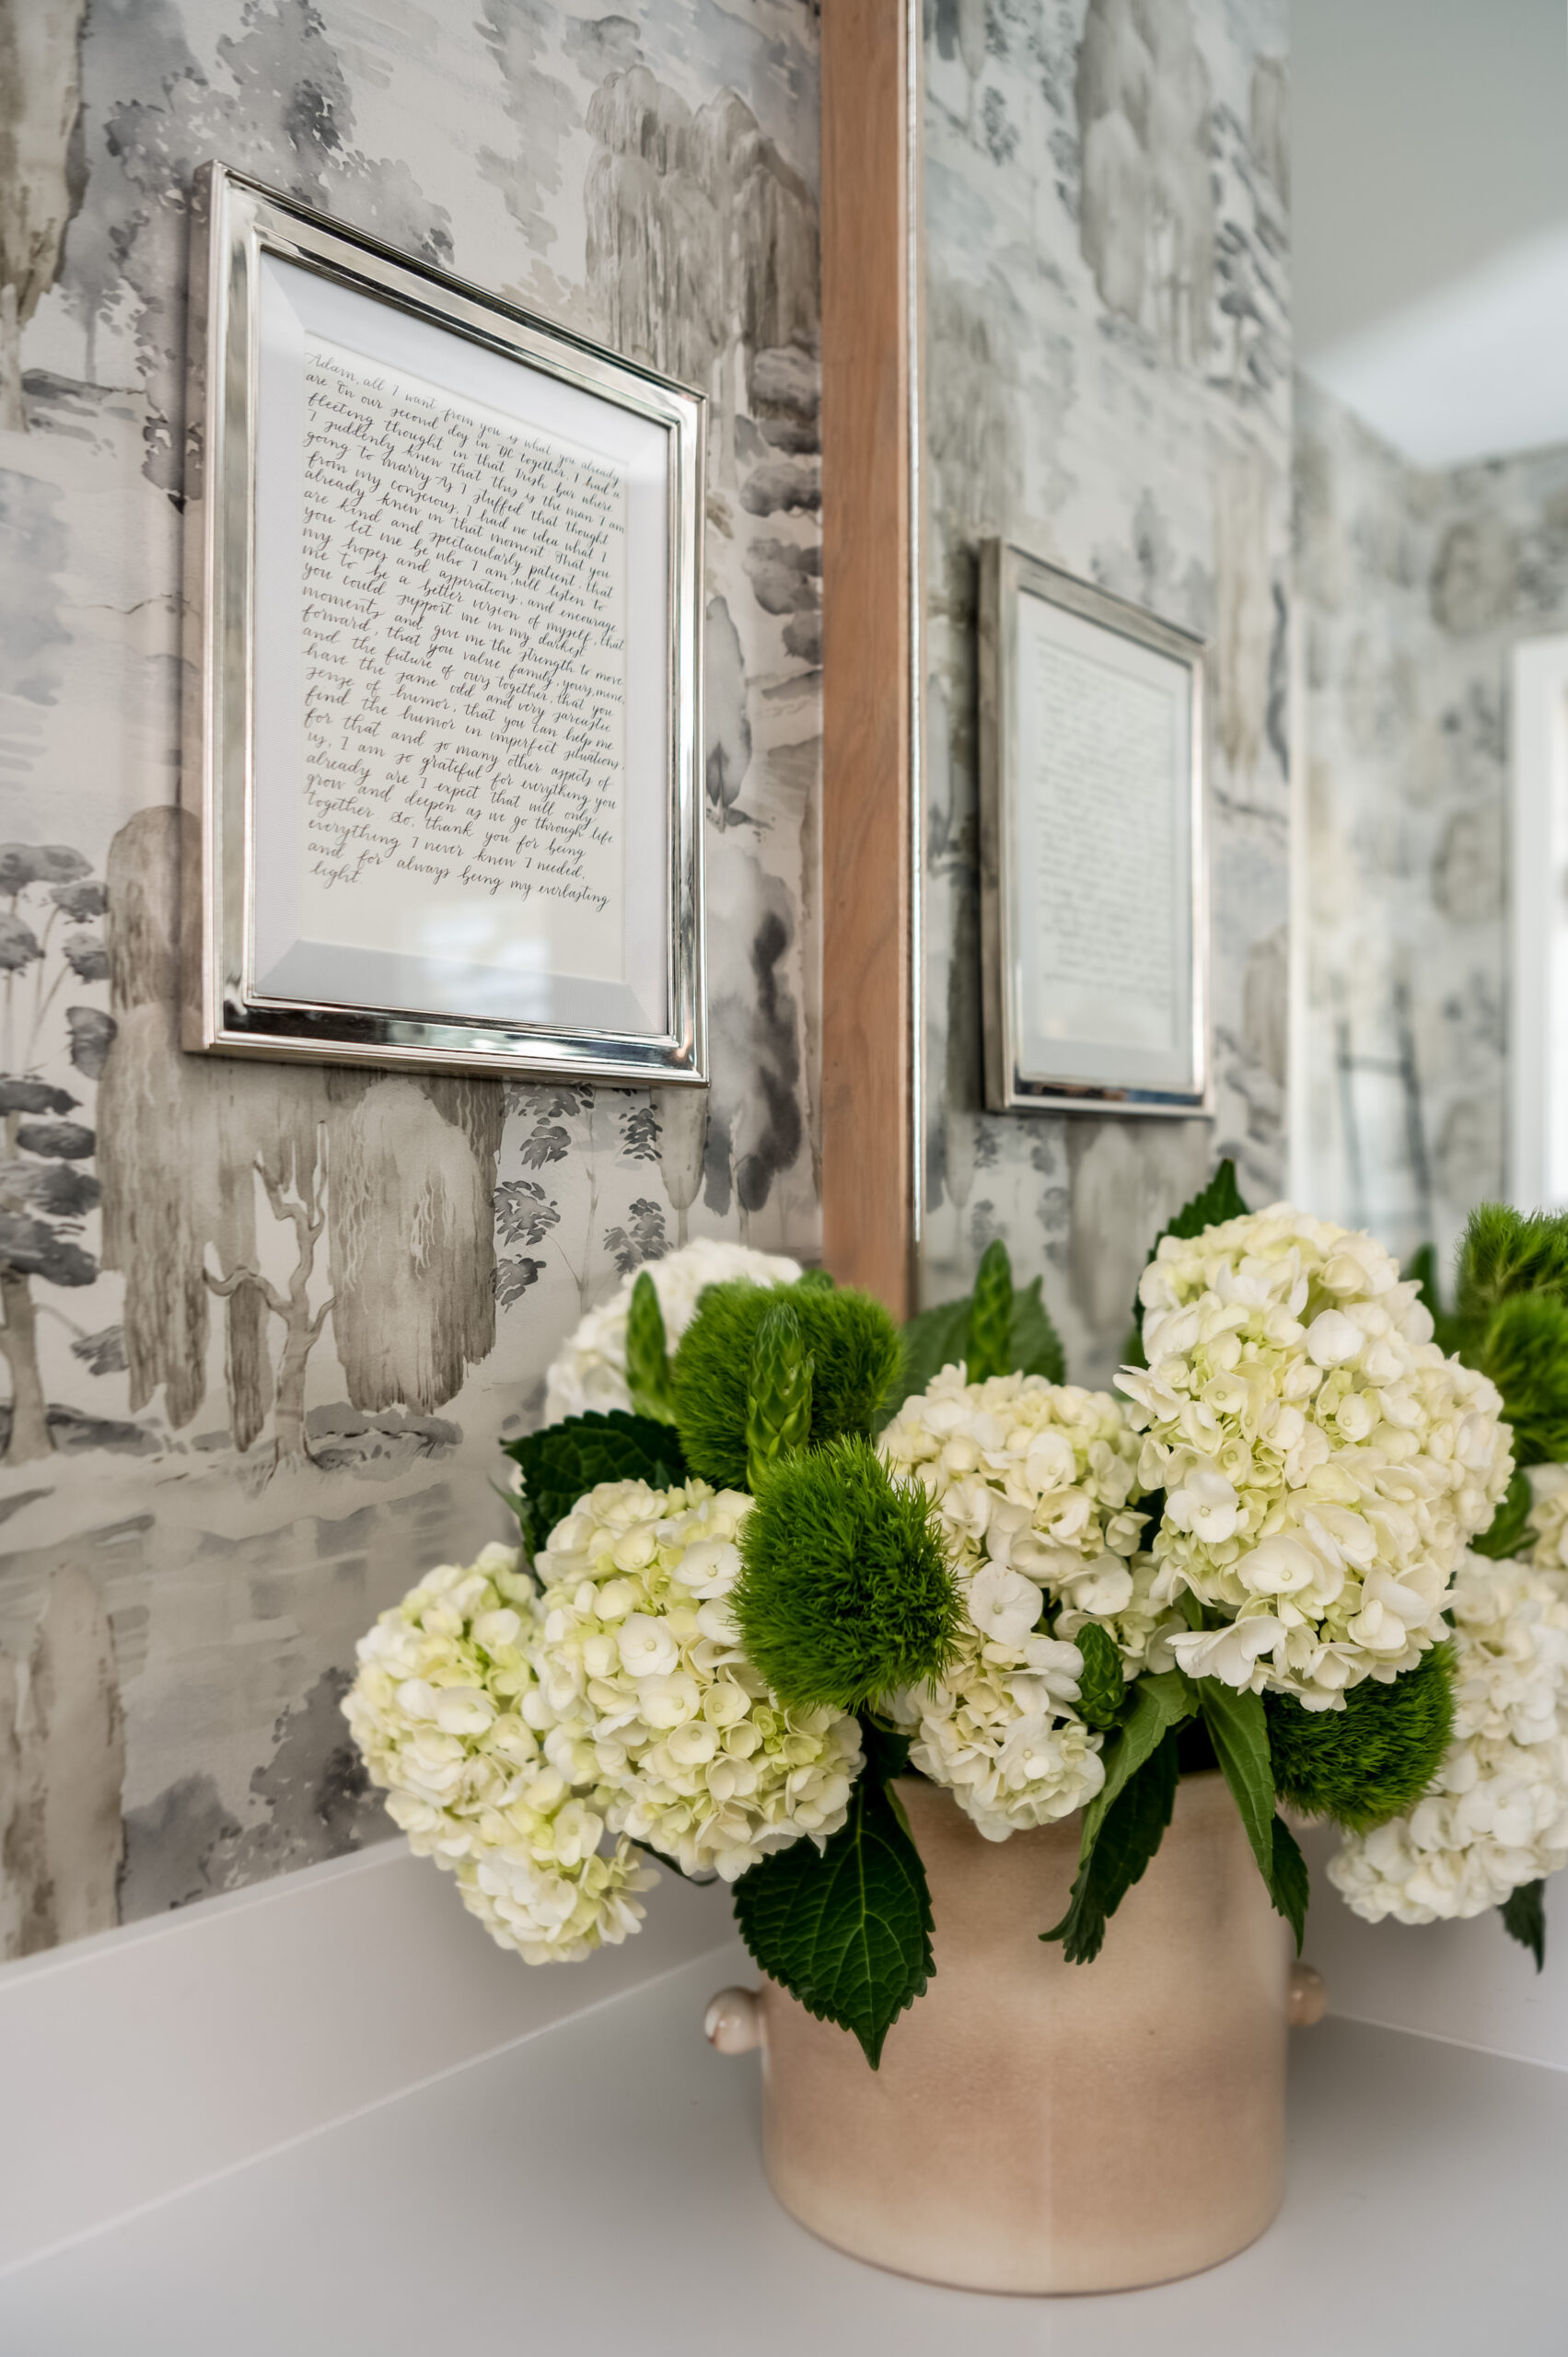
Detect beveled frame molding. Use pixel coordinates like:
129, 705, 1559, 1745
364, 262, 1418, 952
819, 0, 922, 1316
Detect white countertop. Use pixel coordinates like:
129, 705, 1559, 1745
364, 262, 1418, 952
3, 1937, 1565, 2357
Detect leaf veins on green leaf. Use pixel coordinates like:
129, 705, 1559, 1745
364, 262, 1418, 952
1042, 1730, 1180, 1964
732, 1774, 935, 2068
1199, 1681, 1309, 1950
1042, 1672, 1195, 1963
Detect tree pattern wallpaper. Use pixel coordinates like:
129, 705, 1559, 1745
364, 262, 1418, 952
0, 0, 823, 1956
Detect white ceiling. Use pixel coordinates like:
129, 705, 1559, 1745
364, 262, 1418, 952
1293, 0, 1568, 469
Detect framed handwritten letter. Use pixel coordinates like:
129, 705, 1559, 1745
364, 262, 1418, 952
977, 542, 1210, 1118
183, 163, 705, 1083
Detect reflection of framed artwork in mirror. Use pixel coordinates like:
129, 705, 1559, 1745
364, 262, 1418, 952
183, 162, 706, 1085
978, 540, 1211, 1118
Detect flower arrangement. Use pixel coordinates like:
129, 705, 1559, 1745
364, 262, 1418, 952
346, 1175, 1568, 2063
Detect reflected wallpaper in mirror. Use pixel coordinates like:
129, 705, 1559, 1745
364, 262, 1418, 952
917, 0, 1291, 1384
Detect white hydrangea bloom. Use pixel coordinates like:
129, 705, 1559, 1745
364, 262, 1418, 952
1328, 1550, 1568, 1923
878, 1368, 1156, 1840
343, 1543, 656, 1965
529, 1477, 863, 1879
542, 1240, 802, 1421
1526, 1462, 1568, 1571
1053, 1550, 1186, 1680
1121, 1204, 1512, 1710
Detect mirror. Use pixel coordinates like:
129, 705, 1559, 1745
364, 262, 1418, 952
897, 0, 1568, 1374
1293, 0, 1568, 1283
913, 0, 1290, 1381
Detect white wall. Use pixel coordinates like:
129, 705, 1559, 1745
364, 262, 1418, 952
1294, 0, 1568, 464
1294, 0, 1568, 357
0, 1842, 734, 2275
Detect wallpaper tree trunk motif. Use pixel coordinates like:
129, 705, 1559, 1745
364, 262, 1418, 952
0, 0, 823, 1954
0, 1562, 123, 1957
0, 0, 87, 432
98, 809, 505, 1469
203, 1120, 333, 1471
0, 845, 113, 1464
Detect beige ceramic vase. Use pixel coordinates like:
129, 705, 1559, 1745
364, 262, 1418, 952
705, 1770, 1326, 2294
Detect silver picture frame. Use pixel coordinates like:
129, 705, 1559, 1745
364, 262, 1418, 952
182, 161, 707, 1085
977, 540, 1211, 1118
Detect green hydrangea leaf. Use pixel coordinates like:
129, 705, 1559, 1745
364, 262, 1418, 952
1008, 1274, 1066, 1384
1403, 1241, 1443, 1322
967, 1239, 1014, 1382
502, 1411, 689, 1548
881, 1296, 972, 1428
1131, 1158, 1249, 1351
1041, 1728, 1179, 1964
859, 1714, 914, 1782
1160, 1157, 1250, 1244
1042, 1670, 1196, 1960
490, 1476, 533, 1554
1501, 1877, 1547, 1971
1471, 1466, 1533, 1561
1198, 1679, 1274, 1860
1074, 1623, 1125, 1731
1199, 1681, 1307, 1950
1091, 1671, 1197, 1817
1270, 1817, 1310, 1954
732, 1773, 935, 2068
625, 1271, 677, 1424
880, 1271, 1065, 1429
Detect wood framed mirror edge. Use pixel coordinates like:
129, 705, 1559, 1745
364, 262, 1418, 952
820, 0, 921, 1318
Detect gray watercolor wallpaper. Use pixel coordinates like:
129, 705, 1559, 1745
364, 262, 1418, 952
0, 0, 822, 1956
1296, 373, 1568, 1274
918, 0, 1292, 1386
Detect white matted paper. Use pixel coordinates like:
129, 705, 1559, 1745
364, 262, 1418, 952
979, 543, 1210, 1116
184, 164, 705, 1083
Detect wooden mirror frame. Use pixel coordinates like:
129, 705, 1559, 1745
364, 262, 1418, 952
820, 0, 921, 1316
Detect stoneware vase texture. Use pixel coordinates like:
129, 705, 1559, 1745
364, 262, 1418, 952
742, 1771, 1293, 2294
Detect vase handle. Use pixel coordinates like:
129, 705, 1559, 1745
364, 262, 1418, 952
704, 1985, 764, 2054
1288, 1962, 1327, 2026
